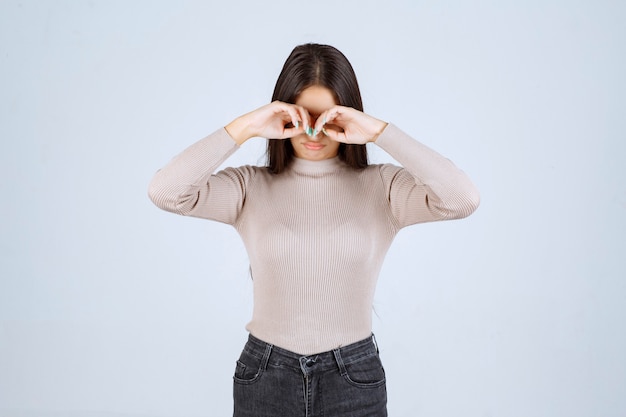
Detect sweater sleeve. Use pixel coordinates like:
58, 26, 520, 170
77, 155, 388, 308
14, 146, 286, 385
148, 128, 253, 224
375, 124, 480, 227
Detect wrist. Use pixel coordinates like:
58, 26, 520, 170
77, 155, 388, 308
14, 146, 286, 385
225, 116, 253, 145
369, 120, 388, 143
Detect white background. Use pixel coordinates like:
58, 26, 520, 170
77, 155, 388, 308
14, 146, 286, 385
1, 1, 625, 416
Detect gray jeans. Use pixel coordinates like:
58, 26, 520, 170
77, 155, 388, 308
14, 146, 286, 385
233, 334, 387, 417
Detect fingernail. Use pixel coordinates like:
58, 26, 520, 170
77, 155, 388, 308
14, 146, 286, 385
312, 128, 318, 136
306, 126, 313, 136
295, 121, 299, 129
322, 128, 328, 136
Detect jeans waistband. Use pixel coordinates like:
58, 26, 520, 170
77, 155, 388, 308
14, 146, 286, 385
243, 333, 379, 376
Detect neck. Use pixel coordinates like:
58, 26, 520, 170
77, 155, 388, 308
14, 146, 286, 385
289, 156, 343, 176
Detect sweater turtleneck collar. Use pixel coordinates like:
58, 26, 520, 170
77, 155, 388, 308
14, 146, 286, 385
289, 156, 344, 176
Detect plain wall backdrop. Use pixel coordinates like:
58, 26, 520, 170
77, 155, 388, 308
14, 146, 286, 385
1, 1, 625, 416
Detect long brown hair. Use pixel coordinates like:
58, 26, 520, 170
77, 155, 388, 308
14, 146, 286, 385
267, 44, 368, 174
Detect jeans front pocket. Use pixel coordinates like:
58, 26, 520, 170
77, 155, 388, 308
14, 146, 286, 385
343, 353, 386, 388
233, 349, 264, 385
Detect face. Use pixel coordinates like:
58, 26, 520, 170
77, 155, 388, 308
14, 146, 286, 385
290, 85, 340, 161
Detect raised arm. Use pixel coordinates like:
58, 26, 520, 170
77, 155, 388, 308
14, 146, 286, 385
147, 128, 241, 220
148, 101, 312, 222
375, 124, 480, 226
313, 106, 480, 226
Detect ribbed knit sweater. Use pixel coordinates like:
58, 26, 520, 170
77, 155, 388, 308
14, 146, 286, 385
149, 123, 479, 355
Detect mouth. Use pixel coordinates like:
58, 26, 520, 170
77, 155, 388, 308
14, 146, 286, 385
303, 142, 325, 151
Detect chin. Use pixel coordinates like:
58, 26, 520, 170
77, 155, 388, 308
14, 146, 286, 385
299, 151, 334, 161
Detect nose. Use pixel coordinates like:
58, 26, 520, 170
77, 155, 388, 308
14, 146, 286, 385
305, 124, 323, 140
310, 128, 323, 140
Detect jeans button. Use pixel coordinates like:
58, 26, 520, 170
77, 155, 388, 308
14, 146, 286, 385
305, 358, 315, 367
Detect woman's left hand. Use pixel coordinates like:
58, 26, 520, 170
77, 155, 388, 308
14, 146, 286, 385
313, 106, 388, 144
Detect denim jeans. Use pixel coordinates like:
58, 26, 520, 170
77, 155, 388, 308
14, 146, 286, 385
233, 334, 387, 417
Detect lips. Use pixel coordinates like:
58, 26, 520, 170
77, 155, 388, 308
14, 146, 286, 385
303, 142, 325, 150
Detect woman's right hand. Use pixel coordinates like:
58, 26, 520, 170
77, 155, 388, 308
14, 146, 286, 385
225, 101, 311, 145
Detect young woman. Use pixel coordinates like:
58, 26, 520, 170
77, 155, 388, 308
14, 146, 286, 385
149, 43, 479, 417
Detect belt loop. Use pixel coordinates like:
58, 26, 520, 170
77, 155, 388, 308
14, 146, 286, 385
260, 342, 273, 371
333, 348, 347, 376
372, 333, 379, 353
